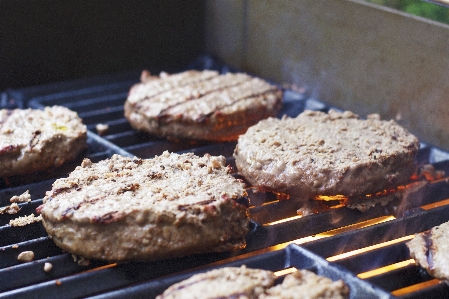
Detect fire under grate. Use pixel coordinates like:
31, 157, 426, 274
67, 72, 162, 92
1, 56, 449, 299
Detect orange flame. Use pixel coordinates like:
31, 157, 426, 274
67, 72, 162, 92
314, 194, 348, 201
314, 186, 407, 202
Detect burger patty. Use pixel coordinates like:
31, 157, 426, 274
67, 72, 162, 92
407, 221, 449, 281
234, 109, 420, 199
156, 266, 349, 299
0, 106, 87, 177
38, 151, 249, 262
156, 266, 276, 299
124, 70, 283, 141
260, 269, 349, 299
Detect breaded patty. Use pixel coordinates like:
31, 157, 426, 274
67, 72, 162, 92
124, 70, 282, 141
156, 266, 349, 299
407, 221, 449, 281
156, 266, 276, 299
260, 269, 349, 299
38, 151, 249, 262
234, 109, 419, 199
0, 106, 87, 177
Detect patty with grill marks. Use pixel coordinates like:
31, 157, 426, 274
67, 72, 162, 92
156, 266, 349, 299
407, 221, 449, 281
0, 106, 87, 178
38, 151, 249, 262
124, 70, 283, 141
234, 109, 420, 200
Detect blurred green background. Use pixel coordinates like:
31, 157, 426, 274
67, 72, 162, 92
365, 0, 449, 24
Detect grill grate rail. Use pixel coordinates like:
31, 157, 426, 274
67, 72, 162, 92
1, 56, 449, 298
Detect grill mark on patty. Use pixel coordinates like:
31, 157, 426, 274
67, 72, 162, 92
61, 205, 80, 218
49, 178, 82, 196
423, 230, 435, 270
61, 196, 107, 218
195, 88, 280, 124
154, 74, 255, 119
93, 211, 121, 223
158, 81, 278, 123
133, 71, 221, 105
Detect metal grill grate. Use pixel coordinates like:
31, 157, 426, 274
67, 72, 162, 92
1, 56, 449, 299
